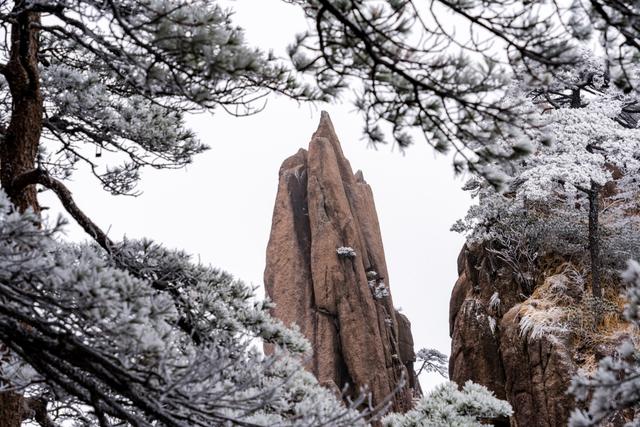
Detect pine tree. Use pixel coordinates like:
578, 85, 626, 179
287, 0, 640, 177
0, 1, 320, 423
0, 190, 376, 426
454, 52, 640, 299
382, 381, 512, 427
0, 0, 318, 213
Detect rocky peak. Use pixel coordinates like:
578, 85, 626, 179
264, 112, 420, 412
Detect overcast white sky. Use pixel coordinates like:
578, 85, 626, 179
41, 0, 472, 391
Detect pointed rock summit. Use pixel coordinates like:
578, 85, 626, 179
264, 112, 420, 412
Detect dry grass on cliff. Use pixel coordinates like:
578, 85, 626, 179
517, 263, 636, 359
518, 264, 584, 340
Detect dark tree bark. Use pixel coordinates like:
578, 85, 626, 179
570, 88, 603, 299
0, 3, 43, 423
0, 4, 43, 213
570, 88, 582, 108
0, 391, 24, 427
588, 180, 602, 298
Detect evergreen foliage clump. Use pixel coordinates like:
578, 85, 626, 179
382, 381, 512, 427
0, 190, 370, 426
453, 52, 640, 294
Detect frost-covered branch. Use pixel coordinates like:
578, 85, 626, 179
453, 52, 640, 292
283, 1, 640, 181
0, 191, 371, 426
12, 168, 114, 252
0, 0, 323, 197
415, 348, 448, 378
382, 381, 512, 427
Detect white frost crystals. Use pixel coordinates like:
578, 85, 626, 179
519, 307, 568, 341
336, 246, 357, 258
489, 292, 501, 313
373, 282, 390, 299
382, 381, 513, 427
366, 270, 389, 299
0, 191, 368, 426
27, 0, 320, 197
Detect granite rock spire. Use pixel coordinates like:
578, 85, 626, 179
264, 112, 420, 412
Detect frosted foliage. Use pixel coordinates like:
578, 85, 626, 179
374, 282, 390, 299
382, 381, 512, 427
488, 317, 497, 335
454, 54, 640, 272
519, 307, 568, 341
10, 0, 319, 194
286, 0, 583, 180
41, 65, 204, 194
518, 99, 640, 198
569, 260, 640, 426
0, 191, 368, 426
489, 292, 501, 312
366, 270, 389, 299
336, 246, 357, 258
285, 0, 640, 182
416, 348, 448, 378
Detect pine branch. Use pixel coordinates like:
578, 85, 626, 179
11, 169, 113, 252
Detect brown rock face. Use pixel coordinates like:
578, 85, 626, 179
449, 244, 575, 426
449, 243, 632, 426
264, 112, 420, 412
499, 307, 576, 426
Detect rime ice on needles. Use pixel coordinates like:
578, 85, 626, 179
0, 191, 369, 426
382, 381, 513, 427
489, 292, 501, 312
373, 282, 390, 299
453, 52, 640, 276
488, 317, 497, 335
336, 246, 357, 258
366, 269, 389, 299
519, 307, 568, 341
287, 0, 579, 179
41, 64, 205, 194
17, 0, 321, 195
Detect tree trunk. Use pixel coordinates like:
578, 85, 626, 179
570, 88, 581, 108
0, 391, 24, 427
588, 180, 602, 298
0, 4, 43, 424
0, 4, 43, 213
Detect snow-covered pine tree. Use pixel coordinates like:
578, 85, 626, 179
0, 1, 572, 424
286, 0, 640, 177
0, 0, 323, 423
0, 186, 516, 426
0, 0, 320, 213
0, 190, 375, 426
453, 51, 640, 298
382, 381, 512, 427
415, 348, 449, 378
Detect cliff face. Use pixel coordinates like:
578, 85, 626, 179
264, 112, 420, 412
449, 243, 632, 426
